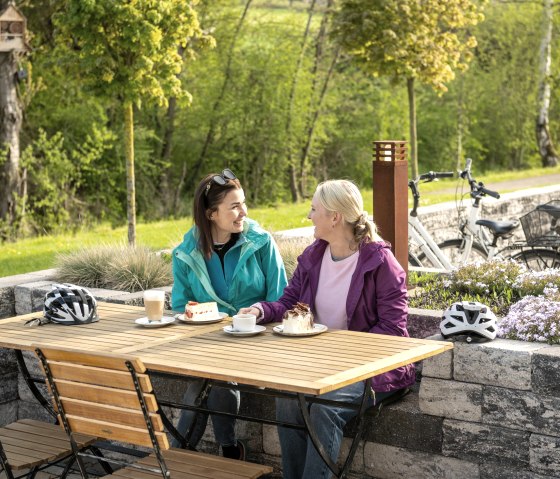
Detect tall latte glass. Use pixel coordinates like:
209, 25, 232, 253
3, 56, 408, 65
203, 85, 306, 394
143, 290, 165, 321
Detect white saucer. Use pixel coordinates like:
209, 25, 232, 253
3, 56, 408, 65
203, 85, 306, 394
272, 324, 328, 337
175, 312, 228, 324
222, 325, 266, 337
135, 316, 175, 328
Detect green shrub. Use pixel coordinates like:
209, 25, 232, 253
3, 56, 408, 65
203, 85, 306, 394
55, 244, 171, 292
513, 269, 560, 297
409, 259, 524, 317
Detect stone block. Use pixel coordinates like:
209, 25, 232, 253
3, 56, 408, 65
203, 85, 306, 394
17, 399, 55, 422
0, 269, 56, 289
530, 434, 560, 476
363, 442, 479, 479
263, 424, 281, 456
419, 377, 482, 421
443, 418, 530, 467
0, 286, 15, 319
0, 348, 16, 376
483, 386, 560, 436
480, 462, 559, 479
104, 290, 145, 306
88, 287, 130, 302
422, 345, 453, 379
14, 281, 53, 314
532, 348, 560, 397
0, 400, 17, 427
349, 389, 443, 454
0, 372, 18, 403
454, 339, 547, 390
408, 308, 442, 339
339, 437, 365, 475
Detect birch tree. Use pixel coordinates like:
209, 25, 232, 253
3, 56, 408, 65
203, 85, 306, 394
55, 0, 210, 245
333, 0, 485, 178
536, 0, 559, 167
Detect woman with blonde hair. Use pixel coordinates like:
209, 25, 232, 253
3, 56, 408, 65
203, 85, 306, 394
239, 179, 414, 478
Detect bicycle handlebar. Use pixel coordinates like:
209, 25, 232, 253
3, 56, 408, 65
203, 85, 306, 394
459, 158, 500, 199
415, 171, 455, 183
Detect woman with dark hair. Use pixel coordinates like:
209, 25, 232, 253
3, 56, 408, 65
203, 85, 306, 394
170, 168, 287, 460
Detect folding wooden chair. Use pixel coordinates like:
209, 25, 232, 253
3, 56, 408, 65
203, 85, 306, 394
34, 345, 272, 479
0, 418, 99, 479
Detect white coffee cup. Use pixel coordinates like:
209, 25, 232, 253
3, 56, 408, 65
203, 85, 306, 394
232, 313, 256, 332
144, 290, 165, 321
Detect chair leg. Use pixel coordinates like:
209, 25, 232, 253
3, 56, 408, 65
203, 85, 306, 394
88, 446, 114, 475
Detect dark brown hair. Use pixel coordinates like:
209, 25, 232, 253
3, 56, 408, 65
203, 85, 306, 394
193, 173, 242, 259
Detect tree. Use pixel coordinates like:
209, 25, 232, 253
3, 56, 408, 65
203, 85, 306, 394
0, 0, 26, 239
54, 0, 210, 245
536, 0, 559, 167
333, 0, 485, 178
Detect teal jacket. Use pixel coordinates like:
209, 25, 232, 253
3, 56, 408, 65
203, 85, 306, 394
171, 218, 288, 315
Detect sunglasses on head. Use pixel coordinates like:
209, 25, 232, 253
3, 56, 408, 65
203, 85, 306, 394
205, 168, 237, 196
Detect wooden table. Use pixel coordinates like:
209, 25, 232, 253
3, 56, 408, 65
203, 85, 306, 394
0, 302, 453, 477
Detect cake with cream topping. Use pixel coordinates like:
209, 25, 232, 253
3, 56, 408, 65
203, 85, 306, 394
282, 302, 314, 334
185, 301, 219, 321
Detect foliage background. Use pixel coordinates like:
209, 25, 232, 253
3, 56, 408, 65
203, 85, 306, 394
5, 0, 558, 240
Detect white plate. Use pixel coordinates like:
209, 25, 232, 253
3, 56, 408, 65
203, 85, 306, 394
272, 324, 328, 337
222, 325, 266, 337
175, 312, 228, 324
135, 316, 175, 328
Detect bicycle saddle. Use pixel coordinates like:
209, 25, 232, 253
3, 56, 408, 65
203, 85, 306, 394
476, 219, 519, 237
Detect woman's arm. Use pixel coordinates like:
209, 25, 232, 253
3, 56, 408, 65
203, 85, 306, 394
369, 251, 409, 337
259, 236, 288, 301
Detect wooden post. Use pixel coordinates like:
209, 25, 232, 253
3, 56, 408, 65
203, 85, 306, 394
372, 141, 408, 279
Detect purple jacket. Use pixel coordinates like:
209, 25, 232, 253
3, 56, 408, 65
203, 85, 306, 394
260, 239, 415, 392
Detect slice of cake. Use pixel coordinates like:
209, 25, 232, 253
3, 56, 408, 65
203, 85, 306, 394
185, 301, 219, 321
282, 302, 314, 334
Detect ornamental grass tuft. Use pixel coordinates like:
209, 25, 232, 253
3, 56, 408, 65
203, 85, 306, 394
55, 244, 172, 292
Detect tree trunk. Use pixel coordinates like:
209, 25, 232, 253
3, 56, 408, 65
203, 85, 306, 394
186, 0, 253, 192
0, 49, 22, 236
286, 0, 317, 202
298, 46, 340, 197
407, 77, 418, 179
536, 0, 559, 167
124, 100, 136, 246
297, 0, 334, 197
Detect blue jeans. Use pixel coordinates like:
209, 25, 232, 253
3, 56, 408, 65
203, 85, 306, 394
171, 379, 240, 448
276, 382, 394, 479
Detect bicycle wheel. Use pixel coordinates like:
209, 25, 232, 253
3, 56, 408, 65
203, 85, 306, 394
408, 252, 423, 268
417, 239, 488, 269
511, 248, 560, 271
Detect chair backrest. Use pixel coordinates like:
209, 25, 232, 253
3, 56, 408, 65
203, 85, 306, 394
33, 345, 169, 451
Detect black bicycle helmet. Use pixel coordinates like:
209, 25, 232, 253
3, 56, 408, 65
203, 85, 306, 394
440, 301, 497, 342
43, 283, 98, 325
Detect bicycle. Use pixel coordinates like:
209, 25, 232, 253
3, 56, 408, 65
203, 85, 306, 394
424, 158, 560, 271
408, 170, 456, 271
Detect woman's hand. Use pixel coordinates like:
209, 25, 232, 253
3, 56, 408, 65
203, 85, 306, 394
238, 307, 260, 317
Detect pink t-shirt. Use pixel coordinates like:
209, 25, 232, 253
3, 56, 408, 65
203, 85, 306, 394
315, 245, 359, 330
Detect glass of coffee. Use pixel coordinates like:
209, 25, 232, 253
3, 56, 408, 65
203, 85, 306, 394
143, 290, 165, 322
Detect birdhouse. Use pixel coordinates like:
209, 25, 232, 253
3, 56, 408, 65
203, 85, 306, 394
0, 2, 29, 53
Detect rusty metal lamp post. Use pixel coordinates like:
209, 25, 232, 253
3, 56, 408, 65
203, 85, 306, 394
372, 141, 409, 280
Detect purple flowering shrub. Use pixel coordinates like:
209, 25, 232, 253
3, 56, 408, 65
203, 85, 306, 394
499, 287, 560, 344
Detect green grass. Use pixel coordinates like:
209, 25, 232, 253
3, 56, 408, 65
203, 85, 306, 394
2, 165, 560, 278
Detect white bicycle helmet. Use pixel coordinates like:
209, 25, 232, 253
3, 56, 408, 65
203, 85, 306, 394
43, 283, 99, 325
440, 301, 497, 342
